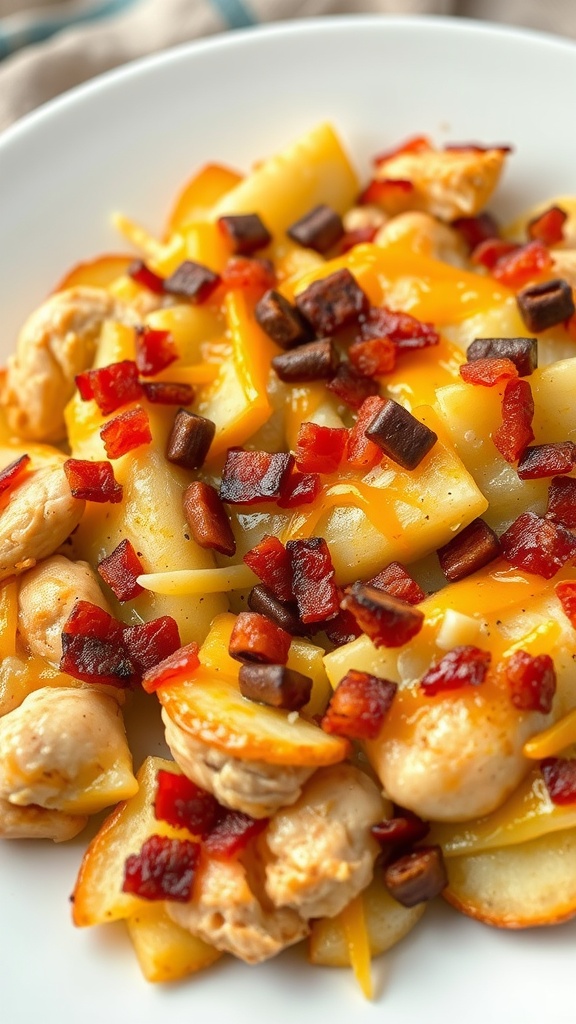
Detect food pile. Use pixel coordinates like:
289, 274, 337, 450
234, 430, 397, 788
2, 124, 576, 995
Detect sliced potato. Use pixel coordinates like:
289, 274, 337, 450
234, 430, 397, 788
126, 902, 221, 983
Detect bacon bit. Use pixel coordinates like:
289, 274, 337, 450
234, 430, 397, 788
373, 135, 432, 165
420, 645, 491, 696
220, 448, 294, 504
503, 650, 556, 714
500, 511, 576, 579
122, 834, 199, 901
134, 326, 178, 376
555, 580, 576, 628
248, 585, 306, 637
346, 396, 386, 470
492, 240, 553, 288
287, 204, 344, 254
62, 599, 124, 641
517, 278, 575, 333
183, 481, 236, 557
0, 454, 30, 497
219, 255, 276, 296
342, 583, 424, 648
141, 381, 195, 405
124, 616, 182, 676
540, 758, 576, 805
228, 611, 291, 665
277, 466, 321, 509
466, 336, 537, 377
349, 336, 396, 377
76, 360, 142, 416
338, 225, 378, 254
437, 518, 501, 582
154, 769, 220, 836
295, 268, 369, 336
471, 238, 518, 271
383, 846, 447, 907
64, 459, 123, 503
243, 535, 293, 602
217, 213, 271, 255
546, 476, 576, 527
459, 357, 518, 387
128, 259, 165, 294
163, 260, 221, 303
287, 537, 340, 625
100, 406, 152, 460
326, 362, 379, 410
492, 378, 535, 463
320, 606, 363, 647
360, 306, 440, 353
367, 562, 426, 604
294, 422, 348, 475
453, 213, 500, 252
527, 205, 567, 246
203, 810, 268, 859
60, 601, 134, 687
271, 338, 338, 384
97, 539, 144, 602
142, 641, 200, 693
321, 668, 397, 740
372, 814, 430, 848
517, 442, 576, 480
358, 178, 414, 208
365, 398, 437, 471
166, 409, 215, 470
238, 662, 312, 711
254, 290, 311, 349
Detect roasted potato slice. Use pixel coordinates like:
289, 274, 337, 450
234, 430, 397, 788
126, 903, 221, 983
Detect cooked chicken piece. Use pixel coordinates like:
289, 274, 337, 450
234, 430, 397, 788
0, 687, 137, 814
163, 711, 315, 819
166, 854, 308, 964
342, 204, 388, 234
0, 459, 85, 582
0, 797, 87, 841
375, 211, 468, 266
263, 764, 385, 920
18, 554, 111, 665
374, 146, 507, 222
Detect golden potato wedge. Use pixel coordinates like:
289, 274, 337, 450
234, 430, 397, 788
126, 902, 221, 983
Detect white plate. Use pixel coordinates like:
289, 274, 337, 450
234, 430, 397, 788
1, 14, 576, 1024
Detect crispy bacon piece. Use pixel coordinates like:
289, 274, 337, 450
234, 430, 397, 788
500, 511, 576, 579
367, 561, 426, 604
326, 362, 379, 410
220, 449, 294, 505
62, 599, 124, 642
122, 834, 199, 902
491, 240, 552, 288
517, 441, 576, 480
554, 581, 576, 628
437, 518, 501, 582
346, 395, 386, 470
420, 645, 491, 696
321, 668, 397, 740
277, 467, 321, 509
142, 641, 200, 694
76, 360, 142, 416
320, 606, 363, 647
358, 178, 415, 208
100, 406, 152, 460
238, 662, 312, 711
163, 260, 221, 303
154, 769, 220, 836
348, 335, 396, 377
294, 422, 348, 475
541, 758, 576, 805
64, 459, 123, 503
459, 357, 518, 387
516, 278, 575, 333
287, 537, 340, 625
383, 846, 447, 907
492, 378, 535, 463
183, 481, 236, 557
123, 616, 182, 676
341, 583, 424, 648
364, 398, 437, 471
471, 238, 518, 271
272, 338, 338, 383
166, 409, 215, 470
247, 585, 306, 637
217, 213, 271, 254
243, 536, 293, 603
503, 650, 556, 714
142, 381, 195, 406
203, 810, 268, 860
134, 326, 178, 377
219, 255, 276, 296
60, 602, 133, 687
527, 205, 567, 246
372, 813, 430, 849
466, 336, 537, 377
360, 306, 439, 352
128, 259, 165, 294
295, 268, 369, 335
287, 204, 344, 254
546, 477, 576, 528
228, 611, 291, 665
254, 289, 312, 349
453, 213, 500, 252
97, 539, 144, 601
0, 454, 30, 497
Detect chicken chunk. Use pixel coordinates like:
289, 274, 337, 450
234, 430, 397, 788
18, 555, 111, 665
163, 711, 315, 819
375, 211, 468, 266
166, 855, 308, 964
263, 764, 385, 920
0, 797, 87, 841
0, 687, 137, 815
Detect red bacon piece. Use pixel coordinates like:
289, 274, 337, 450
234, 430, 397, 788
128, 259, 165, 294
341, 583, 424, 648
348, 336, 396, 377
203, 810, 268, 859
294, 423, 348, 475
517, 442, 576, 480
134, 326, 177, 376
142, 641, 200, 694
360, 306, 439, 352
62, 600, 124, 642
154, 769, 220, 836
346, 396, 386, 470
527, 205, 567, 246
243, 536, 293, 603
555, 580, 576, 628
220, 255, 276, 296
503, 650, 556, 714
228, 611, 291, 665
492, 378, 535, 463
0, 454, 30, 497
367, 561, 425, 605
64, 459, 123, 503
122, 834, 199, 901
358, 178, 414, 207
541, 758, 576, 805
123, 616, 182, 676
141, 381, 195, 405
338, 225, 378, 254
546, 477, 576, 528
100, 406, 152, 460
277, 467, 321, 509
500, 511, 576, 579
97, 539, 144, 602
321, 668, 397, 740
453, 213, 500, 252
459, 357, 518, 387
75, 360, 142, 416
420, 645, 491, 696
372, 813, 430, 848
492, 240, 553, 288
471, 238, 517, 271
220, 448, 293, 504
60, 601, 134, 687
326, 362, 379, 410
287, 537, 340, 624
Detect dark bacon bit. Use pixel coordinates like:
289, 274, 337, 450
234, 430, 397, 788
516, 278, 575, 333
546, 476, 576, 527
243, 535, 293, 603
217, 213, 271, 255
100, 406, 152, 460
287, 204, 344, 254
503, 650, 556, 714
499, 511, 576, 579
321, 606, 363, 647
437, 518, 501, 582
420, 646, 491, 696
459, 357, 518, 387
220, 449, 293, 505
492, 378, 535, 463
527, 205, 567, 246
471, 238, 518, 271
364, 398, 437, 471
154, 769, 220, 836
517, 441, 576, 480
338, 225, 378, 254
248, 585, 306, 637
466, 336, 537, 377
141, 641, 200, 694
383, 846, 447, 907
294, 422, 348, 475
134, 326, 178, 377
122, 835, 199, 902
492, 240, 552, 288
254, 290, 312, 349
295, 268, 369, 335
453, 213, 500, 252
360, 306, 439, 353
321, 668, 397, 740
372, 814, 430, 849
166, 409, 215, 470
220, 255, 275, 295
287, 537, 340, 624
97, 539, 144, 602
367, 561, 426, 605
60, 602, 133, 687
271, 338, 338, 383
228, 611, 291, 665
541, 758, 576, 805
76, 360, 142, 416
203, 810, 268, 859
238, 662, 312, 711
346, 396, 386, 470
142, 381, 195, 406
277, 467, 321, 509
358, 178, 414, 208
64, 459, 123, 503
341, 583, 424, 648
326, 362, 379, 410
128, 259, 165, 294
163, 260, 221, 303
122, 617, 179, 676
183, 481, 236, 557
348, 335, 396, 377
0, 454, 30, 497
